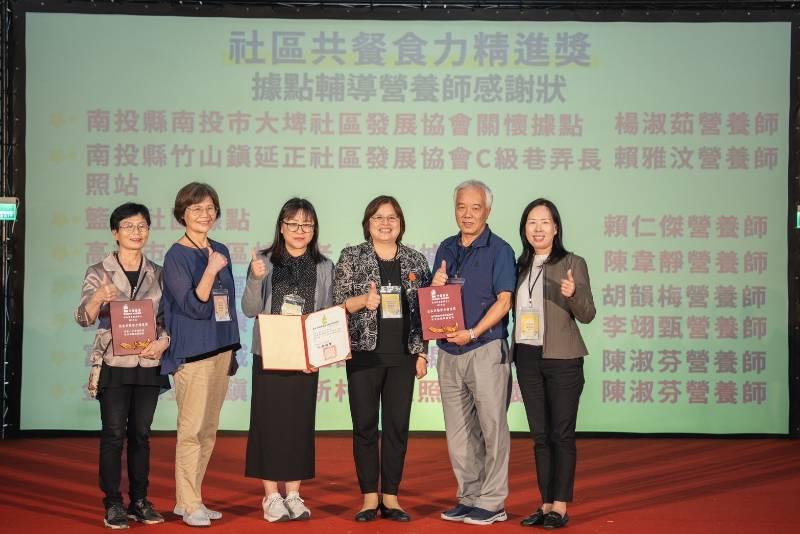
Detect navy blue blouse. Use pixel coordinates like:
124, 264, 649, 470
160, 241, 240, 374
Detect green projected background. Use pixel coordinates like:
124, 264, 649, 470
22, 14, 789, 432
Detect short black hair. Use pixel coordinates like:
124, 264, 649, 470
110, 202, 151, 231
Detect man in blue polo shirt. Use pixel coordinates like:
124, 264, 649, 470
432, 180, 516, 526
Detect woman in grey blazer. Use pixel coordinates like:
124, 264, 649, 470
513, 198, 596, 530
241, 198, 334, 523
75, 203, 171, 529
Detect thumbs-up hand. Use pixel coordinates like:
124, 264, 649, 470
432, 259, 448, 287
206, 246, 229, 275
365, 281, 381, 311
93, 272, 119, 304
560, 268, 576, 298
249, 248, 267, 280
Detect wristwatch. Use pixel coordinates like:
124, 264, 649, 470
469, 328, 477, 341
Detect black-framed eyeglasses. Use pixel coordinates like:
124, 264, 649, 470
282, 220, 315, 233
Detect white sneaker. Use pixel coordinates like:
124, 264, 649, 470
284, 491, 310, 520
182, 508, 211, 528
263, 494, 290, 523
173, 504, 222, 520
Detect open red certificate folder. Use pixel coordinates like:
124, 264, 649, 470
258, 305, 352, 371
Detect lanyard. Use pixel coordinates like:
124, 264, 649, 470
114, 253, 144, 300
374, 246, 399, 286
526, 259, 545, 304
184, 232, 208, 253
454, 246, 475, 278
184, 233, 222, 286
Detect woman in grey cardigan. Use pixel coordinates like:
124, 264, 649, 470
241, 198, 334, 523
514, 198, 596, 530
75, 203, 170, 529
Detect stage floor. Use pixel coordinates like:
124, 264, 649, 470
0, 435, 798, 533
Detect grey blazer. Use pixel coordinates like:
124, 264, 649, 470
515, 252, 596, 359
241, 251, 335, 355
75, 253, 168, 369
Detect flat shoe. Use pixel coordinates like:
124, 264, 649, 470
543, 511, 569, 529
520, 508, 546, 526
354, 507, 378, 522
380, 503, 410, 522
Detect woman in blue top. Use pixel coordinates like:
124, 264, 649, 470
161, 182, 240, 528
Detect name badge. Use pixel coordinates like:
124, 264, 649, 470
518, 306, 542, 342
212, 288, 231, 322
380, 285, 403, 319
281, 293, 305, 316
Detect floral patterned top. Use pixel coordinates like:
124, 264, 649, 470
334, 241, 432, 354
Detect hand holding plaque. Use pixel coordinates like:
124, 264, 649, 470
418, 284, 466, 340
109, 300, 157, 356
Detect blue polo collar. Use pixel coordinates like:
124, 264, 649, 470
457, 224, 492, 249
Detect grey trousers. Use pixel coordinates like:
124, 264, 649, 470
437, 339, 512, 511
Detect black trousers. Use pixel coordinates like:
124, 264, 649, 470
98, 384, 160, 506
346, 357, 415, 495
514, 344, 584, 503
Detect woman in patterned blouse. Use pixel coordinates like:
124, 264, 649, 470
334, 195, 432, 522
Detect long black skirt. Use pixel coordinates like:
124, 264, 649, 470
244, 355, 319, 481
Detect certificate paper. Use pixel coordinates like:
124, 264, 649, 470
258, 305, 351, 370
304, 307, 351, 368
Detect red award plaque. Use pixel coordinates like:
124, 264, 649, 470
109, 300, 157, 356
418, 285, 466, 340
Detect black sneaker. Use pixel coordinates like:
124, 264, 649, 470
104, 502, 129, 529
127, 499, 165, 525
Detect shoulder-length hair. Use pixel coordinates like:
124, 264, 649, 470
172, 182, 220, 227
262, 198, 324, 265
517, 198, 569, 276
361, 195, 406, 243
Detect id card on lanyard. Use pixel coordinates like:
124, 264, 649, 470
183, 234, 231, 322
518, 305, 542, 341
281, 294, 306, 316
213, 287, 231, 322
380, 285, 403, 319
450, 245, 474, 287
518, 261, 544, 342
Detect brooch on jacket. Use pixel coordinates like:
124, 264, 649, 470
405, 271, 420, 298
